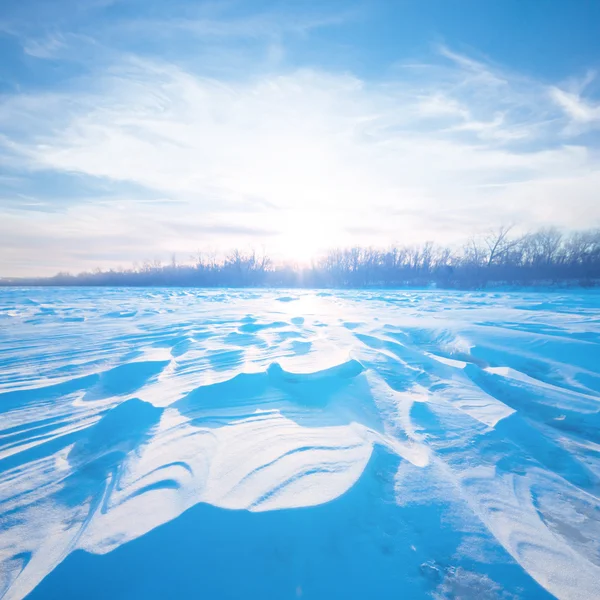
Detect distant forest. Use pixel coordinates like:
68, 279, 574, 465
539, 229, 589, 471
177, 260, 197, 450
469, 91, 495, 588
3, 226, 600, 289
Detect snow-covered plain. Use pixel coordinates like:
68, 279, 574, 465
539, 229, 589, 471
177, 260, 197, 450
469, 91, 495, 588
1, 288, 599, 600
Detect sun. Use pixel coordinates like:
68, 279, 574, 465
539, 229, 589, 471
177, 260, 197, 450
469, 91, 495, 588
274, 210, 340, 265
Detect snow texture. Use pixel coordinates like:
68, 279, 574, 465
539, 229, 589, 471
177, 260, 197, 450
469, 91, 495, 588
0, 288, 599, 599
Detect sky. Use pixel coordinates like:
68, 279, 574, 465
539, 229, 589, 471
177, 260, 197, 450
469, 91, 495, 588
1, 0, 600, 277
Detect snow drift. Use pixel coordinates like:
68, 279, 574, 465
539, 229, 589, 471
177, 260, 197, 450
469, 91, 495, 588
0, 288, 599, 599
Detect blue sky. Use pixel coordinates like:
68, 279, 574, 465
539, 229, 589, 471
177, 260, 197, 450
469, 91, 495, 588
1, 0, 600, 276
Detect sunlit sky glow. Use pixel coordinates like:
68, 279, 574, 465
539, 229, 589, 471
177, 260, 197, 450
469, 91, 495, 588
1, 0, 600, 276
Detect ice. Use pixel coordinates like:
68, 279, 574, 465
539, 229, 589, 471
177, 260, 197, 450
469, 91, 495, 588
0, 288, 599, 599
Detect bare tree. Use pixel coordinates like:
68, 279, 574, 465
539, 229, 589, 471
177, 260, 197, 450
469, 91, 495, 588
16, 226, 600, 289
484, 225, 520, 267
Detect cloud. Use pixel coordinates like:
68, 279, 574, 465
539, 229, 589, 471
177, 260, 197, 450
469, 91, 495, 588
135, 9, 356, 40
1, 29, 600, 275
163, 221, 279, 238
22, 33, 68, 58
437, 45, 508, 87
550, 86, 600, 126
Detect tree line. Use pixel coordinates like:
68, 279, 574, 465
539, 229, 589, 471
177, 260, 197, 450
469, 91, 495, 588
2, 226, 600, 289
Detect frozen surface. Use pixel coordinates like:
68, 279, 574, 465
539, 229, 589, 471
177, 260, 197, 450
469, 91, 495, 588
0, 288, 599, 599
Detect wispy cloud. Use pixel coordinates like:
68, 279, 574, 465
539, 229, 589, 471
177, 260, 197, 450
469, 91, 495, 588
136, 8, 357, 40
550, 87, 600, 127
438, 44, 508, 87
22, 33, 68, 59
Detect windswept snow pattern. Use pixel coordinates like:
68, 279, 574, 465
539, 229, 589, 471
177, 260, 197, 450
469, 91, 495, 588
1, 288, 599, 600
